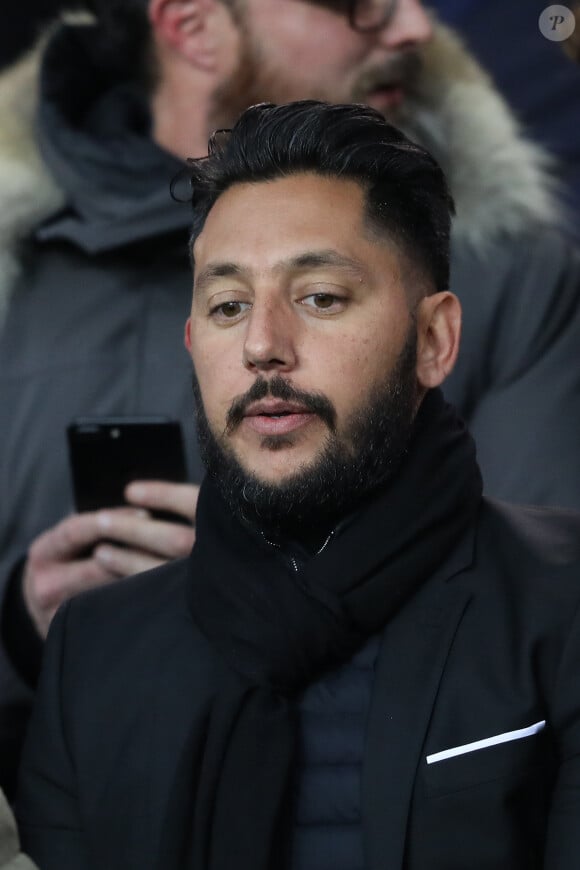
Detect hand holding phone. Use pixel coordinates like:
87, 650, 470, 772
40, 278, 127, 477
23, 482, 199, 638
22, 419, 199, 638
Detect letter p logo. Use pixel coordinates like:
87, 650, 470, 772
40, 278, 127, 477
540, 5, 576, 40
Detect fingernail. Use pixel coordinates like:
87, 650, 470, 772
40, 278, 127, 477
97, 512, 112, 529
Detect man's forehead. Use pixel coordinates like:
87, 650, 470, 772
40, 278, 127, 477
193, 173, 367, 250
191, 174, 402, 287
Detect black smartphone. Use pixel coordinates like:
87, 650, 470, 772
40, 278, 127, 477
67, 417, 188, 520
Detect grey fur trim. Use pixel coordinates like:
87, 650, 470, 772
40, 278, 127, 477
408, 21, 561, 249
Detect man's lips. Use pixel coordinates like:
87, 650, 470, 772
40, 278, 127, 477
243, 400, 317, 436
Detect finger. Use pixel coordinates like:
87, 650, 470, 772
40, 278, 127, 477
34, 559, 119, 611
30, 514, 110, 563
125, 481, 200, 522
96, 512, 196, 560
30, 509, 149, 563
94, 544, 166, 578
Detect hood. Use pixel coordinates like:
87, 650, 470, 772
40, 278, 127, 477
35, 23, 189, 253
0, 14, 562, 323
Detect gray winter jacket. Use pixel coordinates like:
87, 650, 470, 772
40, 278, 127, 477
1, 17, 580, 790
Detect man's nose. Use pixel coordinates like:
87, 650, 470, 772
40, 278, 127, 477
375, 0, 433, 50
242, 303, 298, 374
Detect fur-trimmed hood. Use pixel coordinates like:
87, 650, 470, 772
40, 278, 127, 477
406, 21, 560, 248
0, 17, 561, 324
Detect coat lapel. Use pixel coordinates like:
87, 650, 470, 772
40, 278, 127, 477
362, 531, 475, 870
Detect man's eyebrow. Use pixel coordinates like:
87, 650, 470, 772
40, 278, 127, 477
280, 250, 367, 278
194, 263, 248, 295
194, 251, 367, 295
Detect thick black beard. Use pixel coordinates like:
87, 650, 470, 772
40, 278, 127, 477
192, 328, 419, 538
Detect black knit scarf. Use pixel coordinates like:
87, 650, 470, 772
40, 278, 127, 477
156, 389, 482, 869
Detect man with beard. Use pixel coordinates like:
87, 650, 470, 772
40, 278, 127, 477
16, 101, 580, 870
2, 0, 580, 795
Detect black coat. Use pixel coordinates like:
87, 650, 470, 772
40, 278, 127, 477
16, 498, 580, 869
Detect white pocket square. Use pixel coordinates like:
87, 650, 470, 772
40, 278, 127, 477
426, 719, 546, 765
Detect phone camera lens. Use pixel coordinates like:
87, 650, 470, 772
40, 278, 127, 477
111, 428, 121, 439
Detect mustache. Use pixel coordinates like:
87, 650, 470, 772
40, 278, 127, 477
225, 375, 337, 435
352, 50, 423, 102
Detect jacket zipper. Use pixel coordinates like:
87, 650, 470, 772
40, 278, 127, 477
261, 530, 335, 573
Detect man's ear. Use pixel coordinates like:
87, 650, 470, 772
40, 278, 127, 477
415, 292, 461, 389
184, 317, 193, 352
149, 0, 225, 72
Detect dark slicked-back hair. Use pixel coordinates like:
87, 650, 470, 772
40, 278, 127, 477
186, 101, 456, 295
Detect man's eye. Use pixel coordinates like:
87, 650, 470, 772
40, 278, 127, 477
210, 301, 248, 319
302, 293, 343, 311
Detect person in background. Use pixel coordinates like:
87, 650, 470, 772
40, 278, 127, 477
2, 0, 580, 796
17, 100, 580, 870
